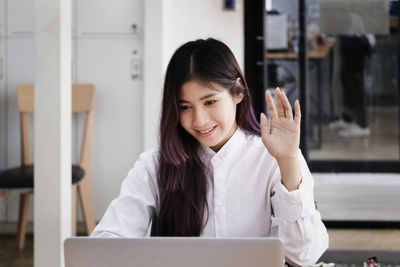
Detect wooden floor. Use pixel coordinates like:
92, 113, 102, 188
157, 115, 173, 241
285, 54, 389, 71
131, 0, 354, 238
328, 229, 400, 251
1, 230, 400, 266
310, 107, 399, 160
0, 235, 33, 267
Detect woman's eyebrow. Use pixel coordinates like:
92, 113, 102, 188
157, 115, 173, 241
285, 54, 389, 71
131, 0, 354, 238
199, 93, 219, 100
178, 92, 219, 103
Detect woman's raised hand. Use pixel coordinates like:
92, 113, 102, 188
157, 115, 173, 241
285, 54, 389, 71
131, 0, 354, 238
260, 87, 301, 162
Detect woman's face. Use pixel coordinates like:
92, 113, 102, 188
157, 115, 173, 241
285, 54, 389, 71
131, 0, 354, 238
178, 80, 243, 152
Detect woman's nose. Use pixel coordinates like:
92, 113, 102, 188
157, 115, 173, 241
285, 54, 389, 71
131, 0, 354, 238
193, 108, 208, 127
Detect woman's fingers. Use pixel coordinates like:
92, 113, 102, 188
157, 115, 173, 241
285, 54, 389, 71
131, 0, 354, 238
260, 113, 270, 137
265, 90, 277, 119
280, 90, 293, 120
266, 88, 300, 123
275, 88, 286, 119
294, 100, 301, 125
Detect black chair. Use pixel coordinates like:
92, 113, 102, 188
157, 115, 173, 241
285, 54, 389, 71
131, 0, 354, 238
0, 84, 96, 249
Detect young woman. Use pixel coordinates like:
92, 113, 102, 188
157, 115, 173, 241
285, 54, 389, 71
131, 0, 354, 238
91, 38, 328, 266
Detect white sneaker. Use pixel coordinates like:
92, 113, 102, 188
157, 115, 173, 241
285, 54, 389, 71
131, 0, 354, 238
329, 118, 351, 130
338, 123, 370, 138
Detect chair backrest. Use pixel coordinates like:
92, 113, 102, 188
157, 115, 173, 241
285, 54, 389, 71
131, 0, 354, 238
16, 84, 96, 172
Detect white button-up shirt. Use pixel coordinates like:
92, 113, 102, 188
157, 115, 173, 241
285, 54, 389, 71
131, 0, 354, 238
91, 128, 329, 266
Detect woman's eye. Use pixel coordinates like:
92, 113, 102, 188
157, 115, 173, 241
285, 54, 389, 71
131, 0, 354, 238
179, 105, 190, 111
205, 100, 216, 106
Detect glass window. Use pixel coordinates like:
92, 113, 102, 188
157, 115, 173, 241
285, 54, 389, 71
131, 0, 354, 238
266, 0, 400, 167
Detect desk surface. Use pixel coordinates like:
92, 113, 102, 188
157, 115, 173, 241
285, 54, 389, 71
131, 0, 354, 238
267, 39, 336, 60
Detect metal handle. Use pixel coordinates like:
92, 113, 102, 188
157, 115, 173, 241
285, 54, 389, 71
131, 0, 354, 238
131, 59, 142, 80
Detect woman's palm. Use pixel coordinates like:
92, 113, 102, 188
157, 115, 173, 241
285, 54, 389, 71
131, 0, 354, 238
260, 88, 301, 161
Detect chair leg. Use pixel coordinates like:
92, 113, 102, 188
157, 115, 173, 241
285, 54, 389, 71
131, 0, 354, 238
77, 178, 95, 235
17, 192, 31, 250
71, 184, 78, 236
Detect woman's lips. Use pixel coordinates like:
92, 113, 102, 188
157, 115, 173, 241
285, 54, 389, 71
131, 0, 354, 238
196, 125, 217, 137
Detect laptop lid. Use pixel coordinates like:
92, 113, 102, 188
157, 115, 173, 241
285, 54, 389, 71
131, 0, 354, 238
64, 237, 284, 267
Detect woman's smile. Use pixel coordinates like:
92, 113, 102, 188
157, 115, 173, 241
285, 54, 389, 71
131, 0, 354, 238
196, 125, 217, 136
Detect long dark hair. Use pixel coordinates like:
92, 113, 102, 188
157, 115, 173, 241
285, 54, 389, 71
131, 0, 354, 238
156, 38, 260, 236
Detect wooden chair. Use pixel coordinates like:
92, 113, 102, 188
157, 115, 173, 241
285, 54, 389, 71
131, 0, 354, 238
0, 84, 96, 249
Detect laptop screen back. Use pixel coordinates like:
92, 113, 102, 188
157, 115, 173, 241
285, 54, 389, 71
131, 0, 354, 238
64, 237, 284, 267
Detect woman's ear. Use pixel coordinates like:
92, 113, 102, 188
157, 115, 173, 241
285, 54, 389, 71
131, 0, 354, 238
235, 77, 244, 89
234, 92, 244, 104
234, 78, 244, 104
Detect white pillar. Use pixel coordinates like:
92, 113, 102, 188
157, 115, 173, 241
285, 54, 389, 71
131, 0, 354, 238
34, 0, 71, 266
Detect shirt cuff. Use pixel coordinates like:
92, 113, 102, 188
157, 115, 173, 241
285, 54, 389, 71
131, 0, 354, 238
271, 176, 317, 221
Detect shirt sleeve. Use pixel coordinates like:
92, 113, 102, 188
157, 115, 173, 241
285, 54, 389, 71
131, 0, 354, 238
90, 151, 158, 238
269, 150, 329, 266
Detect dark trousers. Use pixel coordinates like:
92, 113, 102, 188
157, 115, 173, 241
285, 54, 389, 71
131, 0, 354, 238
339, 35, 371, 128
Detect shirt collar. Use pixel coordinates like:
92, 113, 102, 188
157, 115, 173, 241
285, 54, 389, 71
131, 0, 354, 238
200, 127, 246, 161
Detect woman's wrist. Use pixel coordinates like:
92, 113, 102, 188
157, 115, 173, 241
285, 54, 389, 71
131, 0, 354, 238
277, 156, 302, 192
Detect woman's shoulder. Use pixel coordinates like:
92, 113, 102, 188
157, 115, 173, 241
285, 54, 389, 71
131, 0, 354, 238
123, 146, 160, 197
132, 146, 160, 173
138, 146, 160, 161
238, 129, 275, 160
121, 146, 161, 188
241, 129, 264, 148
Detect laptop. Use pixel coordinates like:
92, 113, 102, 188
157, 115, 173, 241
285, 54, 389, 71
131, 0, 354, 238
64, 237, 285, 267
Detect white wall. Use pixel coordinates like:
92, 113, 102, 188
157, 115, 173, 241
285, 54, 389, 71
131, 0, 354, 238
162, 0, 244, 72
143, 0, 244, 150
